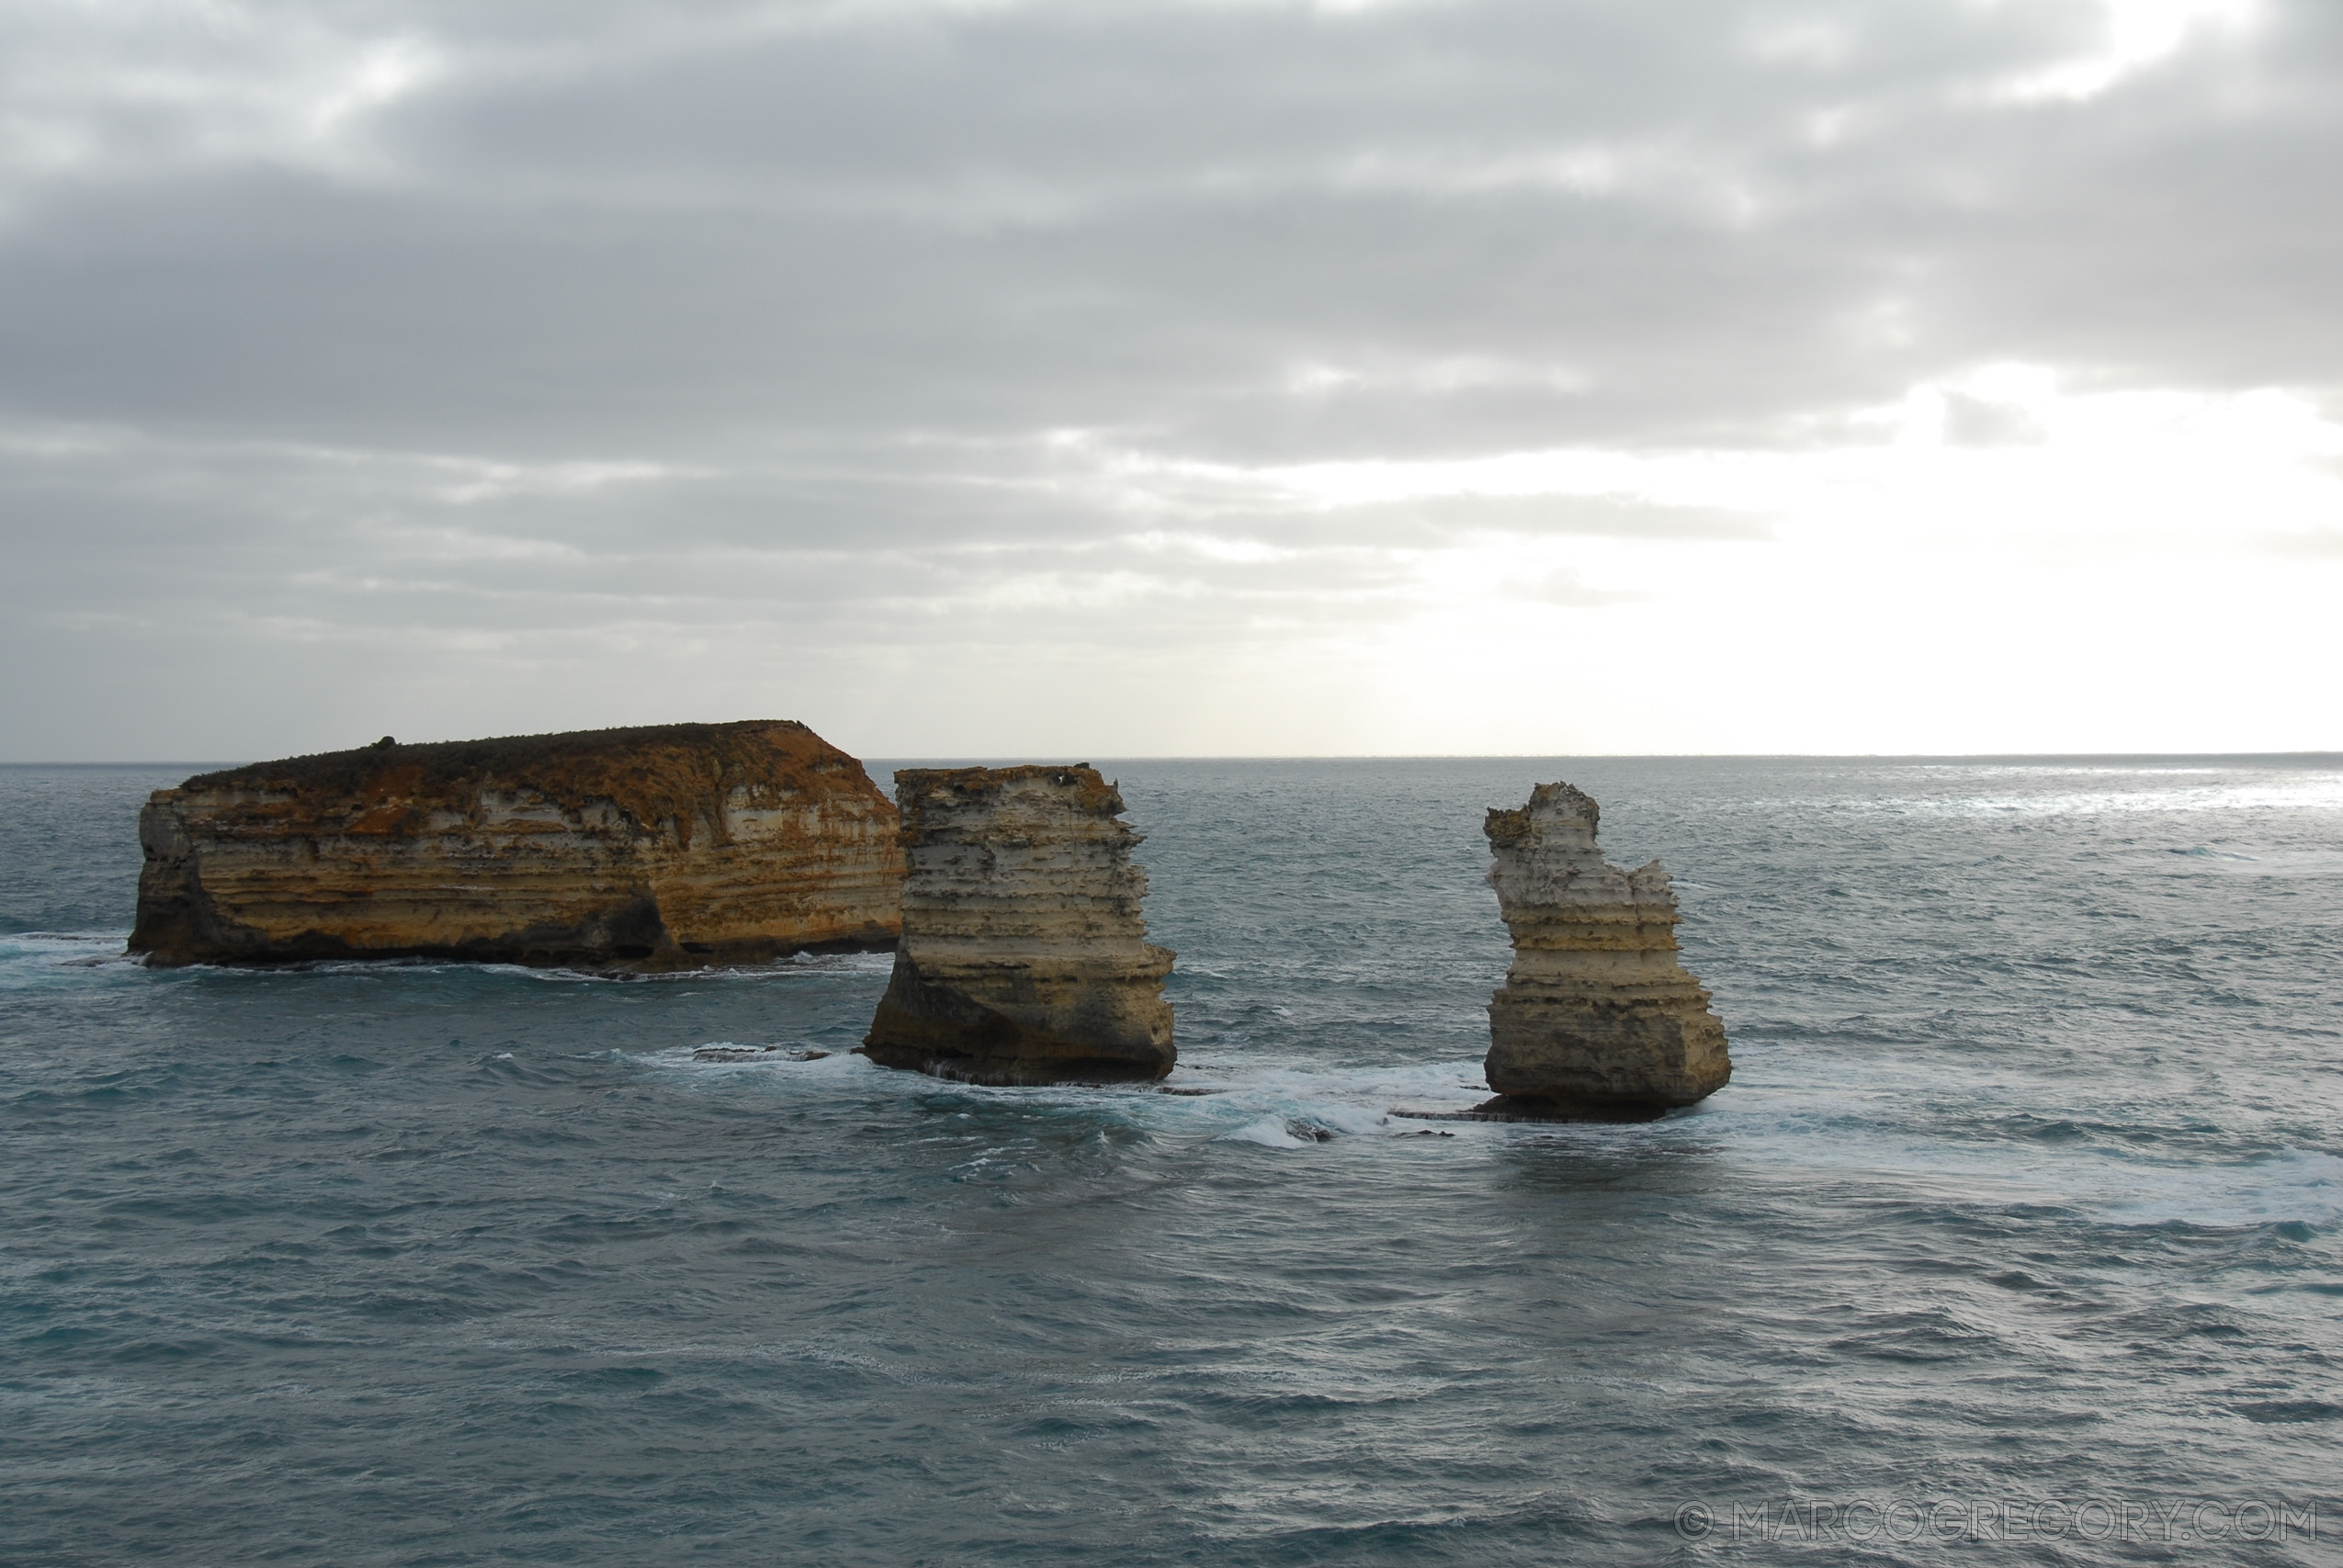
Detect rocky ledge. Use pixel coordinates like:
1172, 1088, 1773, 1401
1477, 782, 1731, 1118
129, 721, 903, 968
860, 765, 1175, 1084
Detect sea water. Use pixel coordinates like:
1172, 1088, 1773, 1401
2, 757, 2338, 1565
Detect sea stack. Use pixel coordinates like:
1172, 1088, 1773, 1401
1479, 782, 1731, 1118
860, 766, 1175, 1084
129, 721, 903, 968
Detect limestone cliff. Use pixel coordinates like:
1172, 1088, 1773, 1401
1480, 782, 1731, 1115
860, 765, 1175, 1084
129, 721, 902, 968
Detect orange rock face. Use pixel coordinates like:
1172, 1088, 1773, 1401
129, 721, 903, 968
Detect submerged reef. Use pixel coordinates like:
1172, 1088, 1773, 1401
1477, 782, 1731, 1118
860, 765, 1175, 1084
129, 720, 903, 969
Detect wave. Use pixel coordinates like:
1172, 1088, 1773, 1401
635, 1043, 1574, 1147
0, 936, 896, 986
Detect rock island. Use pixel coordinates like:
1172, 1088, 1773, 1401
1478, 781, 1732, 1117
129, 720, 903, 968
860, 765, 1175, 1084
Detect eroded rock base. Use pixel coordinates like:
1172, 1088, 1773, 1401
861, 953, 1175, 1084
1486, 989, 1731, 1108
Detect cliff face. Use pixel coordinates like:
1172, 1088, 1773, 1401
129, 721, 903, 968
860, 765, 1175, 1084
1481, 782, 1731, 1114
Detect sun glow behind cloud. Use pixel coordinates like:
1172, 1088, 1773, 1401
2000, 0, 2260, 101
996, 367, 2342, 753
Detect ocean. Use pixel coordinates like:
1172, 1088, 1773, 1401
2, 756, 2338, 1565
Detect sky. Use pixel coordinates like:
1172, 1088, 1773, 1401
1, 0, 2337, 761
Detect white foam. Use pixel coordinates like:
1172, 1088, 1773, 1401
615, 1038, 1492, 1148
1221, 1115, 1311, 1149
0, 930, 139, 990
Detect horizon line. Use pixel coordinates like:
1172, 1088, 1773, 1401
6, 750, 2341, 769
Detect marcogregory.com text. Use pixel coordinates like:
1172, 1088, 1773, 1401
1673, 1496, 2319, 1546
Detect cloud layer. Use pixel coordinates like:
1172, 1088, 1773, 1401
3, 0, 2337, 758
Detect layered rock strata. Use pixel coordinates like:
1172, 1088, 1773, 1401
130, 721, 903, 968
1478, 782, 1731, 1117
860, 765, 1175, 1084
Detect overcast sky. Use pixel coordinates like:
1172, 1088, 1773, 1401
2, 0, 2337, 761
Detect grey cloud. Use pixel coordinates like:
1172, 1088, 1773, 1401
7, 0, 2336, 456
1, 0, 2337, 756
1941, 392, 2046, 447
1407, 494, 1776, 542
0, 415, 1421, 647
